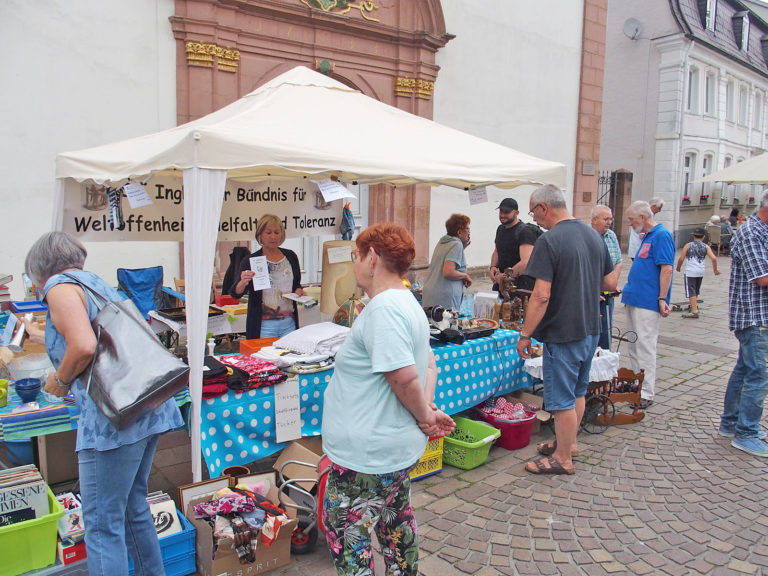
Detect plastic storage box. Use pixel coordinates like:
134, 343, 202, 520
239, 337, 279, 356
0, 486, 65, 575
442, 417, 501, 470
127, 510, 196, 576
476, 410, 537, 450
409, 436, 444, 480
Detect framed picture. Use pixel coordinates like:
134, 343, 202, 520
177, 478, 230, 516
233, 471, 276, 493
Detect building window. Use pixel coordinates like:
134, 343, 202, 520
688, 67, 700, 112
739, 85, 749, 124
741, 13, 750, 51
755, 91, 763, 130
705, 0, 717, 31
683, 153, 696, 203
726, 80, 736, 121
700, 154, 714, 202
705, 71, 717, 115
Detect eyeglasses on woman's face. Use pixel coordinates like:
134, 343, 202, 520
350, 248, 360, 262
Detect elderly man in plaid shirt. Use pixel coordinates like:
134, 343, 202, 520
591, 205, 623, 350
719, 190, 768, 457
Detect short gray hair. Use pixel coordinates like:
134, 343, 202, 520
628, 201, 652, 219
531, 184, 566, 209
25, 231, 87, 286
590, 204, 611, 219
649, 197, 665, 209
760, 189, 768, 209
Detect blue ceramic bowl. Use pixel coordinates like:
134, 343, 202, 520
14, 378, 41, 403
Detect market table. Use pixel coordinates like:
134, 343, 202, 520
200, 328, 531, 477
0, 384, 192, 480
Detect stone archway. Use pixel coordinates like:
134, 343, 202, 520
171, 0, 453, 266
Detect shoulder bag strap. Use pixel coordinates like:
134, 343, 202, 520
60, 272, 110, 311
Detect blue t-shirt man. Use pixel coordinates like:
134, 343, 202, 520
622, 223, 676, 310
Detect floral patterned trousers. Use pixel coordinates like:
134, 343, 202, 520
322, 462, 418, 576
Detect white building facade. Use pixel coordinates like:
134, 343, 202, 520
601, 0, 768, 245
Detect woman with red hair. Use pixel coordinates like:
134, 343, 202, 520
321, 222, 455, 576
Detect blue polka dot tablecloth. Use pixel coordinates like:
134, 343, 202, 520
200, 329, 530, 477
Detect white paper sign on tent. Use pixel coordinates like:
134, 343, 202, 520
123, 183, 153, 208
249, 256, 271, 291
315, 179, 356, 203
327, 245, 353, 264
468, 186, 488, 205
274, 376, 302, 444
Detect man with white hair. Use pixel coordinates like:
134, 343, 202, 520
591, 205, 623, 349
621, 200, 675, 408
627, 197, 665, 259
710, 214, 734, 251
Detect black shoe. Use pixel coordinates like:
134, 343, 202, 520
631, 399, 654, 410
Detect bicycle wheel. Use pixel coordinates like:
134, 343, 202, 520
581, 394, 615, 434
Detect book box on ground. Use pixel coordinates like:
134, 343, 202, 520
188, 475, 297, 576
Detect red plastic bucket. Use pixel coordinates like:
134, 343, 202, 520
476, 410, 536, 450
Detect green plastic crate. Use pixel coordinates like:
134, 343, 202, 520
0, 486, 64, 576
442, 416, 501, 470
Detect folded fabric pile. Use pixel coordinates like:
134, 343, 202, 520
478, 397, 528, 421
273, 322, 349, 356
202, 356, 230, 399
219, 355, 287, 391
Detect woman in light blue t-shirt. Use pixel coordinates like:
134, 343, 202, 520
321, 222, 455, 576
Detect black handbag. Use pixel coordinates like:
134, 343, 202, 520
62, 273, 189, 429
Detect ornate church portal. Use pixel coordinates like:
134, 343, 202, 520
171, 0, 453, 280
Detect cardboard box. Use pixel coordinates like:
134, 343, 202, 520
57, 538, 87, 565
189, 484, 297, 576
507, 390, 551, 435
273, 437, 324, 493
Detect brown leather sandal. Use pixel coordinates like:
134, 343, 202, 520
525, 455, 575, 475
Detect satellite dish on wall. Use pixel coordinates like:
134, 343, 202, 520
623, 18, 642, 40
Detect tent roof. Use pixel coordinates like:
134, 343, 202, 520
702, 153, 768, 184
56, 66, 566, 190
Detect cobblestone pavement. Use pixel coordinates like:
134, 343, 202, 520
279, 252, 768, 576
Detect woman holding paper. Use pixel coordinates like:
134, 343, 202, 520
321, 222, 455, 576
229, 214, 305, 339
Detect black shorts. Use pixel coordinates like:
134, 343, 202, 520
684, 275, 703, 298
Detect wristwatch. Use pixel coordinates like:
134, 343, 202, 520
519, 333, 531, 340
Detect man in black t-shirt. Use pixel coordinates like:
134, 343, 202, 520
489, 198, 539, 291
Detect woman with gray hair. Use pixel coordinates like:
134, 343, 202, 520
22, 231, 183, 576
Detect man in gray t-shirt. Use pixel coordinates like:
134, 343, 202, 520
517, 185, 616, 476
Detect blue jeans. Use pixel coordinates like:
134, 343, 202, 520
260, 316, 296, 338
598, 298, 614, 350
79, 434, 164, 576
721, 326, 768, 439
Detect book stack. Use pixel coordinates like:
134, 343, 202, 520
147, 491, 183, 538
0, 464, 49, 527
0, 273, 11, 310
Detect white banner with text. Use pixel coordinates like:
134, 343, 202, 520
60, 176, 345, 241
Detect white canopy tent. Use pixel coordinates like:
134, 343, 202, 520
701, 153, 768, 184
54, 66, 567, 481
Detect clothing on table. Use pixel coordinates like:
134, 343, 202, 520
42, 271, 183, 452
322, 289, 429, 474
229, 247, 302, 340
493, 221, 539, 290
218, 354, 287, 390
682, 240, 708, 278
421, 234, 467, 310
525, 219, 613, 344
